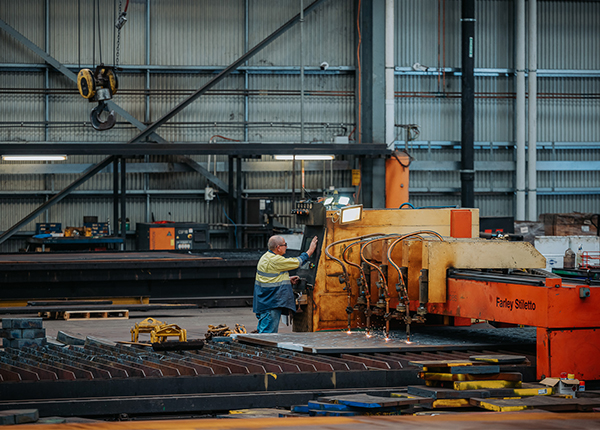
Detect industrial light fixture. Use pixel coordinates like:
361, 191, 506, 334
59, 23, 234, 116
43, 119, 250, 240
323, 191, 354, 210
2, 155, 67, 161
339, 204, 363, 225
274, 155, 335, 161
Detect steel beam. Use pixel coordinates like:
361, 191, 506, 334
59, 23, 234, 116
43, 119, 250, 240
460, 0, 475, 209
127, 0, 329, 144
0, 156, 116, 245
0, 143, 388, 156
0, 161, 352, 175
176, 156, 228, 193
6, 140, 600, 150
0, 387, 412, 418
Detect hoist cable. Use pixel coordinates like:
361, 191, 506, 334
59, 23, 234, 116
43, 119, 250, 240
77, 0, 81, 69
92, 0, 95, 68
113, 0, 116, 67
116, 0, 122, 68
97, 0, 102, 65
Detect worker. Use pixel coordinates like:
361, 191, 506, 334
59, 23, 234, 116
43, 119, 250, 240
253, 235, 318, 333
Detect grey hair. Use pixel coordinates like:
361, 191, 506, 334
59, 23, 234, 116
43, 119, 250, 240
267, 235, 283, 251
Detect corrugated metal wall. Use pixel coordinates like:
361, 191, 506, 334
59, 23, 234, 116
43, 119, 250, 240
1, 0, 599, 253
395, 0, 600, 219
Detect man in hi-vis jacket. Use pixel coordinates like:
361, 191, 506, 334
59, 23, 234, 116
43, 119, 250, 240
253, 235, 318, 333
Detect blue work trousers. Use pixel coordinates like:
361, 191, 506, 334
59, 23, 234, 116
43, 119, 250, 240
256, 308, 282, 333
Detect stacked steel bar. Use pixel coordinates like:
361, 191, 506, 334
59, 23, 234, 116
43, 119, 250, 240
1, 318, 46, 349
0, 337, 536, 383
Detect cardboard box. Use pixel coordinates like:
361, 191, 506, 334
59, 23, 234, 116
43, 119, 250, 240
540, 377, 580, 397
541, 213, 598, 236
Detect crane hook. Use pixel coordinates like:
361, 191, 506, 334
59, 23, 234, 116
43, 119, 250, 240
90, 101, 116, 131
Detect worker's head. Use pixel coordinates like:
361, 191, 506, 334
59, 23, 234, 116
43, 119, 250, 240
268, 235, 288, 256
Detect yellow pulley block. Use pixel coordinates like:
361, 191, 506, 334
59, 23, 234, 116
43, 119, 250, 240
77, 68, 96, 99
101, 68, 119, 95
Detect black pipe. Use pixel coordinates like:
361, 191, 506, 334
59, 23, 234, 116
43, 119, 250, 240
291, 154, 296, 209
461, 0, 475, 208
120, 157, 126, 249
113, 158, 119, 236
228, 156, 235, 248
236, 157, 243, 249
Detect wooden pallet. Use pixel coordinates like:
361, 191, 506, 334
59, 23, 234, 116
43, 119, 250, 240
39, 309, 129, 320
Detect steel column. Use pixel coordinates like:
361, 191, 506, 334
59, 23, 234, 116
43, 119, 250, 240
515, 0, 526, 220
228, 156, 235, 248
527, 0, 538, 221
461, 0, 475, 209
120, 158, 127, 250
355, 0, 387, 208
113, 159, 119, 237
177, 156, 228, 193
236, 157, 243, 249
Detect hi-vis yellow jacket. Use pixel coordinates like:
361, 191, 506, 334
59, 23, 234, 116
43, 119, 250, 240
253, 250, 309, 314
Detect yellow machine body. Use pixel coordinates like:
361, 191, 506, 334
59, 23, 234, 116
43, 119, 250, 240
301, 208, 545, 332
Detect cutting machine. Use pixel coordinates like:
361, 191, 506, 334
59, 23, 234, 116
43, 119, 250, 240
293, 206, 600, 381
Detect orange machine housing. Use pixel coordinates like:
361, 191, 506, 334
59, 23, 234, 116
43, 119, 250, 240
428, 277, 600, 380
149, 227, 175, 250
385, 151, 410, 209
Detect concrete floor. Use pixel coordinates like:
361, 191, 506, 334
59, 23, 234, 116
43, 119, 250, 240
29, 306, 292, 343
10, 412, 600, 430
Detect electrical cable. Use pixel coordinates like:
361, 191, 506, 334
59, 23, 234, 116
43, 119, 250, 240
209, 135, 241, 143
392, 150, 412, 168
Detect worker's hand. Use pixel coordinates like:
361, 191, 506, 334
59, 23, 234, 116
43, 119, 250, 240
290, 275, 300, 285
307, 236, 318, 257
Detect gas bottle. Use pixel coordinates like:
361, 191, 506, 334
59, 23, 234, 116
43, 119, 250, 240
564, 248, 575, 269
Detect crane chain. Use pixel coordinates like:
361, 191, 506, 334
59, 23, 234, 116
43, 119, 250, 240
115, 0, 122, 68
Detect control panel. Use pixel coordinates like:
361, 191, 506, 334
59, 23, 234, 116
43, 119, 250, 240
292, 200, 325, 226
136, 223, 210, 251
